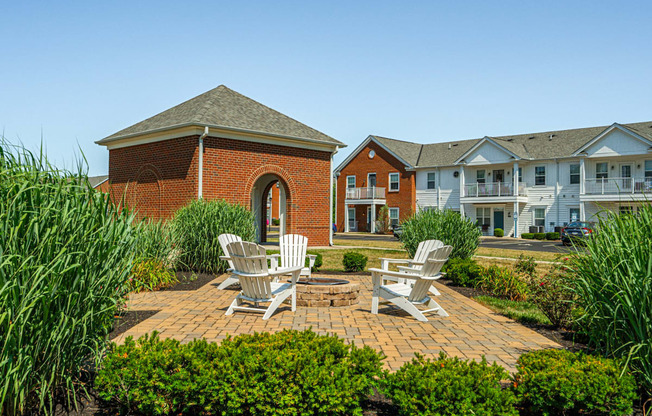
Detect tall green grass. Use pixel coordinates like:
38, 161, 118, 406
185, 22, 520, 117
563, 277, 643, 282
0, 144, 137, 414
171, 199, 256, 273
570, 204, 652, 394
400, 209, 481, 259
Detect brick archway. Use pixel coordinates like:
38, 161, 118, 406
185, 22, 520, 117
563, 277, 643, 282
245, 165, 297, 240
128, 164, 163, 220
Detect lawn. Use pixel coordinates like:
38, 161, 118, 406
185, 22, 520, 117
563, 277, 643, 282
474, 295, 551, 326
313, 248, 409, 271
332, 237, 403, 250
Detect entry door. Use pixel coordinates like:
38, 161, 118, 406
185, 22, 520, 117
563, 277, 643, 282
620, 164, 633, 191
348, 208, 356, 231
493, 209, 504, 231
366, 206, 372, 231
367, 173, 377, 188
493, 170, 504, 183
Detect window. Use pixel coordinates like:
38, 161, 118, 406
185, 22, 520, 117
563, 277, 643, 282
427, 172, 436, 190
645, 161, 652, 178
570, 164, 580, 184
476, 170, 486, 184
620, 206, 634, 215
596, 162, 608, 179
535, 166, 546, 186
518, 167, 522, 183
476, 207, 491, 227
569, 208, 580, 222
534, 208, 546, 227
346, 176, 356, 188
389, 208, 399, 228
389, 172, 400, 191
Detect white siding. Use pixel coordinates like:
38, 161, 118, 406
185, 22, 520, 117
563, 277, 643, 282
585, 129, 651, 157
465, 141, 515, 165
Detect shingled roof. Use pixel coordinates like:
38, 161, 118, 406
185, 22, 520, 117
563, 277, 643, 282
341, 121, 652, 170
97, 85, 344, 147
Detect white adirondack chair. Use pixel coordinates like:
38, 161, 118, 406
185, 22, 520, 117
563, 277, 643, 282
216, 233, 243, 290
225, 241, 302, 320
269, 234, 316, 279
379, 239, 444, 295
369, 245, 452, 322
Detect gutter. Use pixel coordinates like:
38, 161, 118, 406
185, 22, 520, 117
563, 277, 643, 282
329, 146, 339, 246
198, 126, 209, 199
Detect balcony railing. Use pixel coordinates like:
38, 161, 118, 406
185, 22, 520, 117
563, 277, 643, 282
463, 182, 527, 197
345, 186, 386, 200
585, 177, 652, 195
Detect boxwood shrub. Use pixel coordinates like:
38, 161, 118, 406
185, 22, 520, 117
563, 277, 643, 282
533, 233, 546, 240
443, 258, 484, 287
343, 251, 368, 272
172, 199, 256, 273
400, 209, 481, 260
95, 330, 384, 415
493, 228, 504, 237
521, 233, 534, 239
514, 349, 637, 416
383, 353, 518, 416
545, 232, 559, 240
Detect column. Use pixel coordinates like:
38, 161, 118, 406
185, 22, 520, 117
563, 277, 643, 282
370, 203, 376, 233
580, 202, 586, 221
459, 165, 465, 217
513, 161, 519, 195
513, 201, 519, 238
344, 203, 349, 232
579, 158, 585, 195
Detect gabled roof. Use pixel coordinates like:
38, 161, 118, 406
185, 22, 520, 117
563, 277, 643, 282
87, 175, 108, 188
454, 136, 524, 164
572, 123, 652, 155
97, 85, 344, 147
334, 135, 418, 173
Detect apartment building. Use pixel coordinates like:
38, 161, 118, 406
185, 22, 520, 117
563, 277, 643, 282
335, 121, 652, 237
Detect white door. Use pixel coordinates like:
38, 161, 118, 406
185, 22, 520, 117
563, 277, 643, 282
348, 207, 356, 231
620, 163, 633, 191
366, 206, 371, 231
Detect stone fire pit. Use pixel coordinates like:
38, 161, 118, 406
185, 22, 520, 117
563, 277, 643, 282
288, 277, 360, 307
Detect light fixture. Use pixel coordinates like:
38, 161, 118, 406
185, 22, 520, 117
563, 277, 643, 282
611, 165, 615, 170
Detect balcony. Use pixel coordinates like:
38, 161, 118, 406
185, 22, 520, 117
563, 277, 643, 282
345, 186, 386, 201
463, 182, 527, 198
584, 177, 652, 195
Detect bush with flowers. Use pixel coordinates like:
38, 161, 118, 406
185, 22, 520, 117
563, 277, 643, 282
527, 257, 577, 329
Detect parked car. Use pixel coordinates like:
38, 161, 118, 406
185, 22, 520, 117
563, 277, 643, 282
561, 221, 596, 246
392, 225, 403, 239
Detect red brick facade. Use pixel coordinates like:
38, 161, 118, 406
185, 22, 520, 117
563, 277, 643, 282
336, 140, 415, 232
109, 135, 332, 246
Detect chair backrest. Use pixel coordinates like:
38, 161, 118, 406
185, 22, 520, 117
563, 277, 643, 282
279, 234, 308, 269
408, 245, 453, 303
412, 240, 444, 264
227, 241, 274, 300
218, 233, 243, 269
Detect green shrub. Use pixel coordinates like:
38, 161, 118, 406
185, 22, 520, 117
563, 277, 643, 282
545, 232, 559, 240
272, 218, 280, 226
493, 228, 504, 237
514, 254, 536, 278
478, 266, 529, 301
306, 250, 323, 272
172, 199, 256, 273
533, 233, 546, 240
0, 144, 136, 414
443, 258, 484, 287
383, 353, 518, 416
400, 209, 481, 260
130, 259, 178, 292
521, 233, 534, 239
570, 204, 652, 393
343, 251, 368, 272
96, 330, 384, 415
527, 259, 576, 329
514, 349, 637, 416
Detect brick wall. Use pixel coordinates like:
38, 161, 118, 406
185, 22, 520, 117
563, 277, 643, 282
109, 135, 332, 246
336, 140, 415, 232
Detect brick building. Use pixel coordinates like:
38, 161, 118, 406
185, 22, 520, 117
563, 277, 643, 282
335, 136, 417, 233
97, 85, 344, 246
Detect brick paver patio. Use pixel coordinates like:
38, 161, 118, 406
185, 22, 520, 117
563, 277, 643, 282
117, 273, 559, 372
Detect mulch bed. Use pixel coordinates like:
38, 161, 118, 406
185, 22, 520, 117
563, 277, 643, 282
165, 271, 219, 291
439, 278, 589, 351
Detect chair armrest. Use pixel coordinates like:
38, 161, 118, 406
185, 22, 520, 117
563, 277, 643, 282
368, 268, 418, 281
307, 254, 317, 269
420, 273, 444, 281
219, 255, 231, 261
378, 258, 411, 264
268, 266, 303, 277
267, 254, 280, 259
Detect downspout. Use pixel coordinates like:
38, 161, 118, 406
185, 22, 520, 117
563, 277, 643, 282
329, 147, 338, 246
198, 126, 209, 199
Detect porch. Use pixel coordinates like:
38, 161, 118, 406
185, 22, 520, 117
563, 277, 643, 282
463, 202, 526, 238
344, 187, 386, 233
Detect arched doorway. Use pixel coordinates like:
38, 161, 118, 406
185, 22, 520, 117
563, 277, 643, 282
251, 173, 288, 243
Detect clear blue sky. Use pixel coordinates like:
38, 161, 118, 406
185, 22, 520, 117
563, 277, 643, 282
1, 1, 651, 175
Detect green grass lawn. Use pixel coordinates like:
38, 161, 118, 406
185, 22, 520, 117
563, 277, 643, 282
473, 295, 551, 326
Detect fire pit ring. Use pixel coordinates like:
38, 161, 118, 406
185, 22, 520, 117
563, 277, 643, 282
296, 277, 349, 286
285, 277, 360, 307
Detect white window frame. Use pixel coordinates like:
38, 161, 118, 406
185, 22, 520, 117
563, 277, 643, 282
426, 172, 436, 190
389, 207, 399, 228
388, 172, 400, 192
534, 207, 546, 227
367, 172, 377, 188
476, 207, 491, 227
569, 207, 580, 223
346, 175, 356, 189
476, 169, 486, 184
534, 166, 546, 186
596, 162, 608, 179
347, 207, 356, 230
645, 160, 652, 178
569, 164, 580, 185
